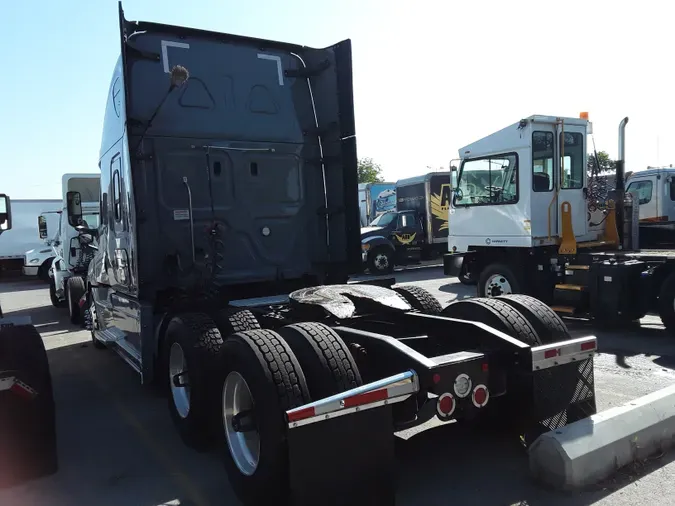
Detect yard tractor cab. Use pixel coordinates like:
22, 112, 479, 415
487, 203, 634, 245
445, 115, 675, 336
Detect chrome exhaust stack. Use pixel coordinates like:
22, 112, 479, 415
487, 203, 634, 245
616, 117, 629, 247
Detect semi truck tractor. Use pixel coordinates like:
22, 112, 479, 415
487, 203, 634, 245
48, 173, 100, 324
76, 5, 599, 505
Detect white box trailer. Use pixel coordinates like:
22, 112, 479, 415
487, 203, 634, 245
0, 199, 61, 274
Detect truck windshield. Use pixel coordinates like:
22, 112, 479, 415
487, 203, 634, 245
455, 154, 518, 206
370, 212, 396, 227
82, 213, 100, 230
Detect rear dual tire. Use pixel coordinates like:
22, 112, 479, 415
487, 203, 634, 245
220, 324, 363, 505
164, 312, 363, 505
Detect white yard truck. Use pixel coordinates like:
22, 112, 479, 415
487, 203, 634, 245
48, 173, 100, 324
71, 5, 600, 506
625, 166, 675, 247
0, 194, 58, 488
444, 114, 675, 335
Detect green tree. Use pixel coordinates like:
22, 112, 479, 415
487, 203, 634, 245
587, 150, 616, 174
358, 157, 384, 184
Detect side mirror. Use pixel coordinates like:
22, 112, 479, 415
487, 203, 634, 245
67, 191, 83, 228
38, 215, 49, 239
0, 194, 11, 232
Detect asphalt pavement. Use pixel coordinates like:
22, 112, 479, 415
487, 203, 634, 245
1, 267, 674, 506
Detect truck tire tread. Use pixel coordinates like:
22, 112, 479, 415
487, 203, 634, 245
392, 284, 443, 314
67, 276, 86, 324
277, 322, 362, 400
219, 329, 310, 505
165, 312, 224, 451
442, 297, 541, 346
496, 294, 570, 344
215, 308, 261, 337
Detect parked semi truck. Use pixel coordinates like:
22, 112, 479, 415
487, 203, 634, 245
444, 114, 675, 335
361, 171, 464, 277
48, 173, 100, 324
76, 5, 598, 505
0, 199, 61, 276
358, 182, 396, 226
23, 211, 61, 282
0, 194, 58, 488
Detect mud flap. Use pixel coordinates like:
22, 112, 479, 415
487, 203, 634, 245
521, 336, 597, 444
288, 405, 395, 506
285, 371, 419, 506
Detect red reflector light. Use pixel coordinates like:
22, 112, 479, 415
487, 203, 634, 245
439, 395, 453, 414
432, 373, 441, 384
287, 406, 316, 423
482, 363, 488, 372
343, 388, 388, 409
472, 385, 489, 408
580, 341, 596, 351
436, 393, 455, 418
544, 349, 560, 359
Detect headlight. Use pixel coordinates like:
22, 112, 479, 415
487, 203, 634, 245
30, 259, 40, 264
361, 243, 370, 251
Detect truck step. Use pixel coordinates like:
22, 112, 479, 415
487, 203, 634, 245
550, 305, 576, 315
564, 265, 591, 286
553, 284, 588, 309
555, 284, 586, 291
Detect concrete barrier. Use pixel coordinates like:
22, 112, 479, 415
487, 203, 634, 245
529, 383, 675, 490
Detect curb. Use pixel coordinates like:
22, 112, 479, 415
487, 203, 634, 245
529, 383, 675, 490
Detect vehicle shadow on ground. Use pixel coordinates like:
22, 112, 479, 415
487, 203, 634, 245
0, 340, 240, 506
396, 422, 675, 506
0, 279, 48, 294
3, 304, 76, 335
565, 318, 675, 371
436, 281, 475, 304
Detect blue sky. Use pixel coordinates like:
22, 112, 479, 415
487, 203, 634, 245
3, 0, 674, 199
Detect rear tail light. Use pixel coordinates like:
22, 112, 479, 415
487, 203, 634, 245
472, 384, 489, 408
436, 393, 456, 418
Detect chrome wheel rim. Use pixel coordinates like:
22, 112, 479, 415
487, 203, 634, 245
485, 274, 512, 297
374, 253, 389, 271
223, 371, 260, 476
169, 343, 191, 419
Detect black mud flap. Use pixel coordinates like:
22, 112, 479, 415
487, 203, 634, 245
520, 336, 597, 444
285, 371, 419, 506
288, 406, 395, 506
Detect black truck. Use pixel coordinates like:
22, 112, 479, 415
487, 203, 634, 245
70, 4, 598, 505
361, 172, 452, 274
